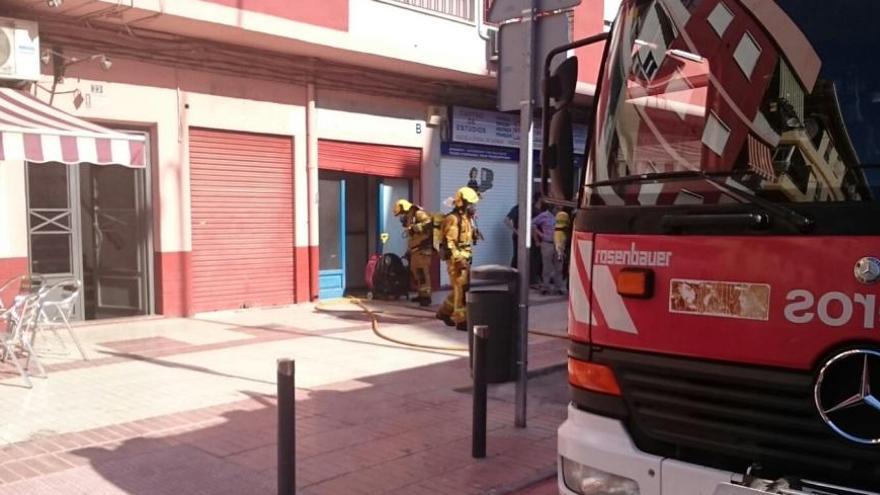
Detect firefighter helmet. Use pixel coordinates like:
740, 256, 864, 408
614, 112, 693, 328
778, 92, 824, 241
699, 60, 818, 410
454, 187, 480, 207
393, 199, 413, 216
555, 211, 571, 229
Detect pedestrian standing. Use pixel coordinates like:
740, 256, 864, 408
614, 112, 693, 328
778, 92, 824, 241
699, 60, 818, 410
554, 209, 570, 294
505, 204, 519, 268
507, 193, 543, 283
529, 194, 543, 286
532, 204, 563, 295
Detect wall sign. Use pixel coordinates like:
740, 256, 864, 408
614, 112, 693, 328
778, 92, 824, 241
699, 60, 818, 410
451, 106, 588, 152
441, 142, 586, 170
441, 142, 519, 161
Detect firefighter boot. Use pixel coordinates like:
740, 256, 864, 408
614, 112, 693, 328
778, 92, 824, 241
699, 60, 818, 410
410, 252, 433, 308
448, 260, 470, 332
436, 288, 456, 326
435, 311, 455, 327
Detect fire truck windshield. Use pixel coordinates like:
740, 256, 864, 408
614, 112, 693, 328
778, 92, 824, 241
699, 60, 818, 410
585, 0, 879, 210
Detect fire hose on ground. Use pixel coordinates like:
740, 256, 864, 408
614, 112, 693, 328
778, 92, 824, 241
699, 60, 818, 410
313, 297, 567, 353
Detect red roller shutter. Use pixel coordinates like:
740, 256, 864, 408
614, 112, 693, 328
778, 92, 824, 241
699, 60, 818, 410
189, 128, 295, 313
318, 140, 421, 178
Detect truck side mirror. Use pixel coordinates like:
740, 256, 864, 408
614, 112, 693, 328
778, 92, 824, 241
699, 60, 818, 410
542, 57, 578, 201
539, 31, 609, 203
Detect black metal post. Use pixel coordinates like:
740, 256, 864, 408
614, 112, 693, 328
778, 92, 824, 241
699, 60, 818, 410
277, 359, 295, 494
472, 325, 489, 458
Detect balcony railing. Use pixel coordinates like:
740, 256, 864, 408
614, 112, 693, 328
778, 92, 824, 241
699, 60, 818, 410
383, 0, 476, 22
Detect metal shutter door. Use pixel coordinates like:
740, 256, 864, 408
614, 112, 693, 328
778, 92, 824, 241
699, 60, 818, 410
190, 128, 295, 313
318, 140, 421, 178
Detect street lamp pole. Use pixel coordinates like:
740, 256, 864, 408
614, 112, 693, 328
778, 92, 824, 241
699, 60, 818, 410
514, 0, 537, 428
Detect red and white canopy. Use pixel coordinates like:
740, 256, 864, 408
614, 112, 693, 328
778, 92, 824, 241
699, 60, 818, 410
0, 88, 145, 168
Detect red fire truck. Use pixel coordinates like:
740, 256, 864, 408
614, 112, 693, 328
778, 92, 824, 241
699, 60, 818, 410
540, 1, 880, 494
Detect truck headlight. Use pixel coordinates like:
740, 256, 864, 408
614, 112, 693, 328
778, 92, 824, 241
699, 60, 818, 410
561, 457, 640, 495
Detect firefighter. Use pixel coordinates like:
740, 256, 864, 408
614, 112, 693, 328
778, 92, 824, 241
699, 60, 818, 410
436, 186, 479, 331
554, 209, 571, 294
393, 199, 435, 306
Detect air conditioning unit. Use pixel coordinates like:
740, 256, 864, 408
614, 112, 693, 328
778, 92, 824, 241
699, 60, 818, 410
0, 17, 40, 84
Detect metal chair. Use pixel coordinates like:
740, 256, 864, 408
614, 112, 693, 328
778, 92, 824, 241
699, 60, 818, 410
0, 275, 24, 313
0, 285, 49, 388
36, 279, 87, 361
0, 274, 39, 329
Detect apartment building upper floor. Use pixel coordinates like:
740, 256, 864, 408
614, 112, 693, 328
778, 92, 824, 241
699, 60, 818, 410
2, 0, 621, 90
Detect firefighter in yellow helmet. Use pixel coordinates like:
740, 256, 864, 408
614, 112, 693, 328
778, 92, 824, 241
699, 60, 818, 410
554, 210, 571, 295
393, 199, 435, 306
436, 186, 479, 331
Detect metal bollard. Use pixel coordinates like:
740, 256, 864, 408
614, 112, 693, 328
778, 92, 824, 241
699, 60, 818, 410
472, 325, 489, 459
277, 359, 296, 494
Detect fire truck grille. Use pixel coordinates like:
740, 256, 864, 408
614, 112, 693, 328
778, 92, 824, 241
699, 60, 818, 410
597, 348, 880, 489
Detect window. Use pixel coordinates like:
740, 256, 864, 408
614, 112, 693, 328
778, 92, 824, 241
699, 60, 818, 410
590, 0, 880, 208
702, 113, 731, 156
733, 32, 762, 79
381, 0, 475, 22
707, 2, 734, 37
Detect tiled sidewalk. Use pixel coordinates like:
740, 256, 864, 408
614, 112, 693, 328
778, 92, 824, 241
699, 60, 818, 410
0, 299, 569, 494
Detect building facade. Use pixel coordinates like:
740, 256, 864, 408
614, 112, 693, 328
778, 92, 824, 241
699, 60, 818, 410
0, 0, 615, 320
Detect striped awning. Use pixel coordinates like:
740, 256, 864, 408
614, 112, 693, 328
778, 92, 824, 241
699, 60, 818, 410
0, 88, 145, 168
747, 134, 776, 181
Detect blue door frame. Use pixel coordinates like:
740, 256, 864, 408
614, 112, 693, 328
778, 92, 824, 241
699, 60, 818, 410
377, 180, 388, 255
318, 179, 346, 299
377, 179, 413, 257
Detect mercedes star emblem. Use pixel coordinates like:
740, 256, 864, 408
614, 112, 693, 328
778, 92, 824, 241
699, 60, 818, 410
854, 257, 880, 285
815, 349, 880, 445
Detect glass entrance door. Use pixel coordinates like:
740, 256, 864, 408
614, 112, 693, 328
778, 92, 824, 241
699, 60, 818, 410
26, 163, 84, 319
79, 164, 151, 319
318, 178, 346, 299
26, 156, 153, 320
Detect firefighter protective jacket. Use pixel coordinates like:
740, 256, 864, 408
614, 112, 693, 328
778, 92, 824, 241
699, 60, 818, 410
404, 207, 434, 252
441, 209, 475, 262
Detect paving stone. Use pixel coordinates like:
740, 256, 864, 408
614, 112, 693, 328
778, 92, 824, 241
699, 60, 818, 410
0, 302, 568, 493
